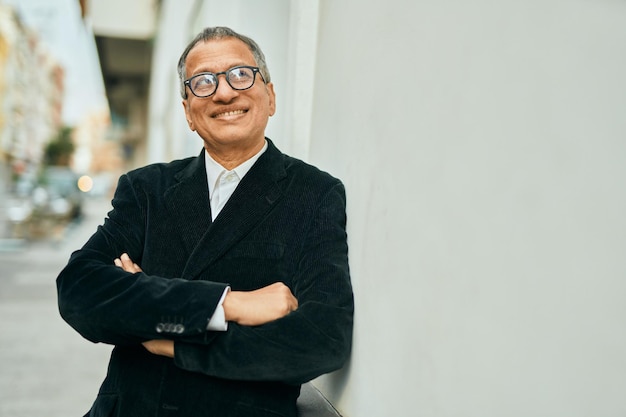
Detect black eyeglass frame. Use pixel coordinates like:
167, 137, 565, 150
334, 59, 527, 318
183, 65, 265, 98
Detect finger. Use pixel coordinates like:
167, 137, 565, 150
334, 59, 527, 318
114, 258, 122, 267
117, 253, 140, 273
120, 253, 135, 270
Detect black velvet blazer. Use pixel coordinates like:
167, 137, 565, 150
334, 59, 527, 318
57, 139, 354, 417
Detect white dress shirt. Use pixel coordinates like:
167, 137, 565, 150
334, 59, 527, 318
204, 141, 268, 330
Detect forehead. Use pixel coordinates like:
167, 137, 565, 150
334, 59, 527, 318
185, 38, 257, 76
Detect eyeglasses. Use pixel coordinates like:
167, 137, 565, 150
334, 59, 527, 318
183, 66, 265, 98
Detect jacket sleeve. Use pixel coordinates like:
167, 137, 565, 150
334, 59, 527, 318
56, 173, 227, 346
173, 183, 354, 384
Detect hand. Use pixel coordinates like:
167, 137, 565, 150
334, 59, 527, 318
142, 339, 174, 358
223, 282, 298, 326
114, 253, 142, 273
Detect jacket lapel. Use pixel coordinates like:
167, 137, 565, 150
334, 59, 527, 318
163, 151, 212, 256
182, 139, 287, 280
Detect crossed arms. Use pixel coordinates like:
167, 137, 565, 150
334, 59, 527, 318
57, 169, 353, 384
114, 252, 298, 358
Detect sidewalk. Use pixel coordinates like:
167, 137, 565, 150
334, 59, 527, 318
0, 197, 113, 417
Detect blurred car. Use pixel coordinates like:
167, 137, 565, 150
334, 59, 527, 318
35, 167, 84, 220
3, 173, 36, 238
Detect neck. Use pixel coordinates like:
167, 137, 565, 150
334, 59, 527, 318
204, 139, 265, 170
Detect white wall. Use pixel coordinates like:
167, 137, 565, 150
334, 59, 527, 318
310, 1, 626, 416
146, 1, 626, 415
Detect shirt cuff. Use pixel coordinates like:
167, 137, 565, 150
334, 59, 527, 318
206, 287, 230, 331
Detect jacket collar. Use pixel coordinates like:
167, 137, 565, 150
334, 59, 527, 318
165, 138, 287, 280
163, 151, 212, 256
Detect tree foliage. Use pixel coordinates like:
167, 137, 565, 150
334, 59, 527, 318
44, 126, 74, 166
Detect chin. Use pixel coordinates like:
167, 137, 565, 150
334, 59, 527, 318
205, 134, 259, 148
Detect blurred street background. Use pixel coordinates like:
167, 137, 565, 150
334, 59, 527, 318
0, 196, 113, 416
0, 1, 154, 415
0, 0, 153, 245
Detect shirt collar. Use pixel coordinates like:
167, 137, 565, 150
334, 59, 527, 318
204, 140, 268, 196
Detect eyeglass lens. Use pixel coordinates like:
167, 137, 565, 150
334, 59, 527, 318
189, 67, 256, 97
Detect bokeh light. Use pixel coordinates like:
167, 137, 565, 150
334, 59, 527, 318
77, 175, 93, 193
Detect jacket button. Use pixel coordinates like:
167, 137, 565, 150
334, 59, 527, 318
155, 323, 165, 333
174, 324, 185, 334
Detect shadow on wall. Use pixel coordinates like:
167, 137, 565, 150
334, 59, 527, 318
315, 353, 352, 410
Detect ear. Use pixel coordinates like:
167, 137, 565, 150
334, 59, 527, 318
182, 100, 195, 131
266, 82, 276, 117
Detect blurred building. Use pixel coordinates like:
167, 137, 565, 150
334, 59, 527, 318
0, 4, 63, 237
0, 0, 109, 238
0, 0, 104, 168
86, 0, 157, 169
0, 4, 63, 176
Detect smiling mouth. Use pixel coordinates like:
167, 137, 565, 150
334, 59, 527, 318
212, 109, 247, 118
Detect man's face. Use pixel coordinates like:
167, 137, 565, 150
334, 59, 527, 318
182, 37, 276, 152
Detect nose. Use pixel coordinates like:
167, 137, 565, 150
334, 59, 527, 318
212, 74, 238, 102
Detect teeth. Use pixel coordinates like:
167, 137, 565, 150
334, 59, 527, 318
215, 110, 245, 118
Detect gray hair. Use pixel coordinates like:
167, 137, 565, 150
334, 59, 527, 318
177, 26, 271, 99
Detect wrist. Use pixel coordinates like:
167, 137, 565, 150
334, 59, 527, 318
222, 291, 241, 323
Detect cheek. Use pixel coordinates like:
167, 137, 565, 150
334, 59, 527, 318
187, 103, 211, 131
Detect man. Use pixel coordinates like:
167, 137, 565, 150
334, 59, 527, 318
56, 26, 353, 417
